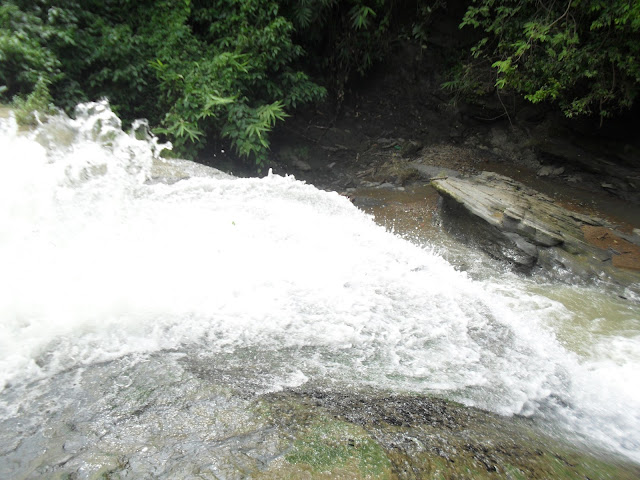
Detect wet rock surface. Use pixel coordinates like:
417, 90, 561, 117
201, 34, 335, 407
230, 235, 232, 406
5, 71, 640, 477
269, 388, 640, 480
128, 116, 639, 479
3, 353, 639, 480
431, 172, 640, 285
148, 157, 234, 184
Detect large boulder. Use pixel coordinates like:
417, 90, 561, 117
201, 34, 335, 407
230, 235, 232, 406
432, 171, 640, 284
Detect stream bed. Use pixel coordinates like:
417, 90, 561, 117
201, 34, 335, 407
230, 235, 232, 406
1, 103, 639, 478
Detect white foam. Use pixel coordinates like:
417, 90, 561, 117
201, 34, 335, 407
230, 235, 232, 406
0, 102, 639, 462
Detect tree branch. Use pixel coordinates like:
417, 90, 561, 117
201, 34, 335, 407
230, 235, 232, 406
548, 0, 573, 30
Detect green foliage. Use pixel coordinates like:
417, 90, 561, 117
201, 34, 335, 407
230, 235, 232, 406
306, 0, 391, 89
1, 1, 158, 118
15, 0, 638, 167
457, 0, 640, 119
285, 1, 443, 98
0, 3, 62, 96
156, 0, 326, 165
407, 3, 444, 52
11, 76, 56, 126
442, 58, 496, 109
0, 0, 326, 169
1, 0, 448, 168
222, 101, 288, 169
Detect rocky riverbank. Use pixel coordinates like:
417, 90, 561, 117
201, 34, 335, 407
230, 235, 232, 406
2, 107, 639, 478
261, 386, 640, 479
432, 171, 640, 287
8, 347, 638, 479
253, 62, 640, 287
140, 158, 639, 478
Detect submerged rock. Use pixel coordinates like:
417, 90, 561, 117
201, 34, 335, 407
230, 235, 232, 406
148, 157, 234, 184
5, 351, 639, 480
432, 171, 640, 284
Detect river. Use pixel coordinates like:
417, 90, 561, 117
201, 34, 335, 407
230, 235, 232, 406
1, 102, 638, 478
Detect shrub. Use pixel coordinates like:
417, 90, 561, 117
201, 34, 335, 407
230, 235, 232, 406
456, 0, 640, 120
0, 0, 326, 169
0, 2, 62, 97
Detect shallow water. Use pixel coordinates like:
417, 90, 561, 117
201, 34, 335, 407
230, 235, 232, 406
0, 103, 639, 476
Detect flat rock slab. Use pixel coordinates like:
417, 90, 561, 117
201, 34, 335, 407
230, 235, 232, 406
432, 172, 640, 283
7, 353, 638, 480
148, 157, 234, 184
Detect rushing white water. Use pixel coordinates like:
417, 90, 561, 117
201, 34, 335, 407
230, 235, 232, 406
0, 102, 639, 464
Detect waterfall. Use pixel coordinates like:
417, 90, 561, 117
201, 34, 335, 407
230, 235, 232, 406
1, 102, 638, 471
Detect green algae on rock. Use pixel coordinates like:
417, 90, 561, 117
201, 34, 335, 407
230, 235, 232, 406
255, 388, 640, 480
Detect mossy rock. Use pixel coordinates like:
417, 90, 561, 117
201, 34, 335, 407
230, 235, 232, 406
285, 419, 392, 478
257, 389, 640, 480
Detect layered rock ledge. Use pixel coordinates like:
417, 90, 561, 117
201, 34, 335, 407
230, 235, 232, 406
432, 172, 640, 284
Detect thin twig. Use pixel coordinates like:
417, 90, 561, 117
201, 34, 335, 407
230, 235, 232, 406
496, 89, 513, 127
548, 0, 573, 30
473, 112, 508, 122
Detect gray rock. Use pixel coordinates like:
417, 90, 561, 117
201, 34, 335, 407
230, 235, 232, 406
537, 165, 565, 177
566, 174, 582, 183
376, 137, 398, 149
409, 162, 461, 180
431, 171, 637, 283
292, 157, 312, 171
400, 139, 422, 157
534, 137, 640, 203
148, 158, 234, 184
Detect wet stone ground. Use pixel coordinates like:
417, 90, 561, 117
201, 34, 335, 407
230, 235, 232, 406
3, 77, 640, 478
2, 351, 639, 479
265, 388, 640, 480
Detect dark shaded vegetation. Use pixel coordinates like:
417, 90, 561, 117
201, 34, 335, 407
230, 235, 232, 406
448, 0, 640, 123
2, 0, 639, 170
